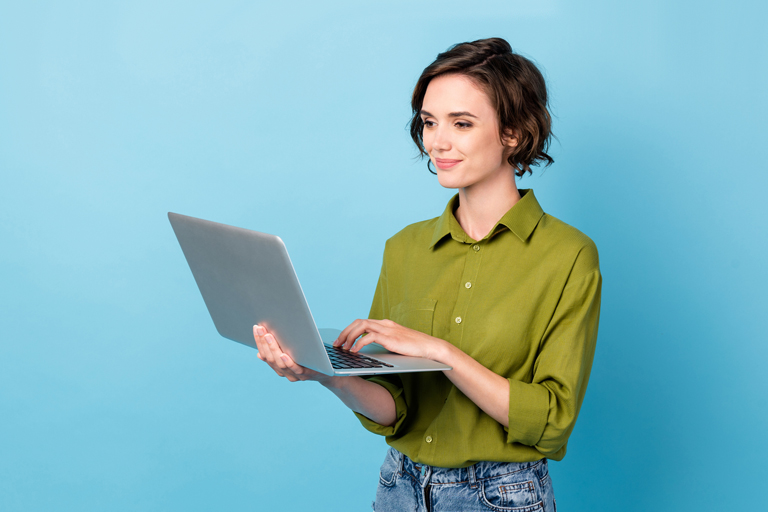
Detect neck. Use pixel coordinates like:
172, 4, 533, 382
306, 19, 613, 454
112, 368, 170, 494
455, 170, 521, 241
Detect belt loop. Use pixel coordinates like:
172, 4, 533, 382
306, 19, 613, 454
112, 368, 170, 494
421, 466, 432, 489
397, 449, 405, 477
468, 464, 478, 489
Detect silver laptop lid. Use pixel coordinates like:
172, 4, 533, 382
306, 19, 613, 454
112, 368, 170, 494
168, 212, 334, 375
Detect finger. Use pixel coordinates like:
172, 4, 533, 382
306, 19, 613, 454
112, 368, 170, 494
254, 324, 271, 345
345, 333, 369, 351
260, 330, 282, 365
279, 358, 303, 383
253, 325, 270, 363
337, 319, 387, 348
334, 319, 364, 347
257, 330, 278, 365
254, 325, 289, 377
253, 324, 262, 349
279, 353, 304, 376
333, 321, 354, 346
338, 320, 369, 350
350, 332, 384, 352
342, 320, 386, 350
265, 333, 289, 370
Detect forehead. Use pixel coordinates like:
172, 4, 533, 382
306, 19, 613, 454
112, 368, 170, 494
422, 74, 495, 117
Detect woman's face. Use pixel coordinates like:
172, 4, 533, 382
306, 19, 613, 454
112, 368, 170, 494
421, 74, 516, 191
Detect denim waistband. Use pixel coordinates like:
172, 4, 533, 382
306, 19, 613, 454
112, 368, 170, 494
392, 447, 548, 489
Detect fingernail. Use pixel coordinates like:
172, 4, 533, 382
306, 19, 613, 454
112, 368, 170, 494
281, 354, 289, 362
266, 335, 273, 344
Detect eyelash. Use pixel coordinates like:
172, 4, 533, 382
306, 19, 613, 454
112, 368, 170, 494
422, 120, 472, 129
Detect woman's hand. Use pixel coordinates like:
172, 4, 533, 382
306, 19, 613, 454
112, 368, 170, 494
253, 324, 398, 425
332, 319, 448, 362
253, 325, 331, 384
334, 320, 513, 427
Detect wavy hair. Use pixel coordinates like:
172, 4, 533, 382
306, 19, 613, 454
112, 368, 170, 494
410, 38, 554, 177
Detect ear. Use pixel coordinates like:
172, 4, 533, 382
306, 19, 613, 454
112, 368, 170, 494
502, 128, 520, 148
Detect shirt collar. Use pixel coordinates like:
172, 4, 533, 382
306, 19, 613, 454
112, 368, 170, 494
429, 189, 544, 248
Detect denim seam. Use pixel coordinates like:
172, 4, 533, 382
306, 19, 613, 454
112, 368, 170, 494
474, 459, 544, 481
477, 492, 544, 512
379, 449, 402, 488
429, 480, 470, 486
500, 481, 535, 493
478, 474, 541, 512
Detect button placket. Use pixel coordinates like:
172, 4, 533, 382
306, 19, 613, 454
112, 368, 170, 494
449, 242, 483, 351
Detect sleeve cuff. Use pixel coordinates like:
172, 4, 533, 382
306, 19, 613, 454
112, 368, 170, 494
353, 376, 408, 437
506, 378, 549, 446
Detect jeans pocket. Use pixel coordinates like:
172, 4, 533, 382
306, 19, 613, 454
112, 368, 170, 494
378, 448, 400, 488
480, 474, 543, 511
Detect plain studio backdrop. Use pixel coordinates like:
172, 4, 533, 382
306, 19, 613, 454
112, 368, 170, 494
1, 1, 766, 510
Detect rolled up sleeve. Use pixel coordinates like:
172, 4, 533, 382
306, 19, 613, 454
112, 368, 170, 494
352, 241, 411, 436
353, 374, 409, 436
506, 267, 602, 457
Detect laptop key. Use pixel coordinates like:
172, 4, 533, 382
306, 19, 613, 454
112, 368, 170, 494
325, 345, 390, 369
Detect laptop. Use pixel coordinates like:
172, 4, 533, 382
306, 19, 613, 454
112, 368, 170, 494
168, 212, 452, 376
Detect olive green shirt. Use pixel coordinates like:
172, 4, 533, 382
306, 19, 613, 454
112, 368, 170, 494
354, 189, 601, 467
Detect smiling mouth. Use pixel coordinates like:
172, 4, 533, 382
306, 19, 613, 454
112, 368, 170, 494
435, 158, 461, 169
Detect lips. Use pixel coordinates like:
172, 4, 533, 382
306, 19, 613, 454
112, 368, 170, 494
435, 158, 462, 169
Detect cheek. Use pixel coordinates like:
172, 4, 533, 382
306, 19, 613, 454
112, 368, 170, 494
473, 132, 506, 164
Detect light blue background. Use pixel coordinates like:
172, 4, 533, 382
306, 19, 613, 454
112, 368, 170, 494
1, 1, 767, 510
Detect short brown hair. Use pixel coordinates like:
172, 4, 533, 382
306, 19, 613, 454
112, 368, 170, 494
410, 37, 553, 177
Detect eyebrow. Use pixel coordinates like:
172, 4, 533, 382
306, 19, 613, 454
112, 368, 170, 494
420, 110, 478, 119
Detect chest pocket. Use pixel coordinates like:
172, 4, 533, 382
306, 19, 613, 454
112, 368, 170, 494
389, 298, 437, 336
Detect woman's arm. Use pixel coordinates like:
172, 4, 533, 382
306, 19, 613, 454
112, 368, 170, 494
253, 325, 397, 427
337, 264, 601, 455
322, 375, 398, 427
434, 342, 511, 426
335, 320, 509, 426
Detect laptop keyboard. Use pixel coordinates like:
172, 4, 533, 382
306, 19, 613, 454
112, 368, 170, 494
325, 344, 394, 369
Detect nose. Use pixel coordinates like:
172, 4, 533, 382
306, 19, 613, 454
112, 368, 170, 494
430, 125, 451, 153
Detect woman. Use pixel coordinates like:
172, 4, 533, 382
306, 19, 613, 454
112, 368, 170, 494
254, 37, 601, 512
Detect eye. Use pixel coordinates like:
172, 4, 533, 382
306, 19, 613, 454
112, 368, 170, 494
455, 121, 472, 129
422, 119, 436, 128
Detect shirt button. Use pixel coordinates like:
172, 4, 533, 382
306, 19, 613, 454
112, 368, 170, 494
473, 244, 480, 252
465, 282, 472, 289
426, 436, 433, 443
455, 316, 462, 324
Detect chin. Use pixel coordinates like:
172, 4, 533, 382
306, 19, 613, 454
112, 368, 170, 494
436, 172, 465, 190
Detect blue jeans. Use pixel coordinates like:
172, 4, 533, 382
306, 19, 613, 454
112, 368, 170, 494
373, 447, 556, 512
